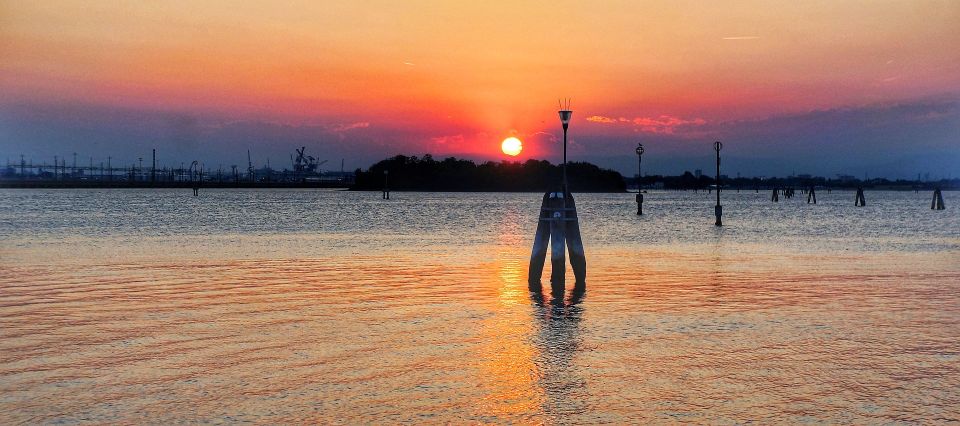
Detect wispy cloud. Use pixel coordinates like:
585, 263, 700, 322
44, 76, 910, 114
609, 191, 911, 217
722, 36, 760, 40
585, 115, 617, 124
430, 134, 464, 146
329, 121, 370, 132
587, 114, 707, 134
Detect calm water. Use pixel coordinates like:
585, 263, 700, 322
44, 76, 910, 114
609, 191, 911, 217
1, 189, 958, 423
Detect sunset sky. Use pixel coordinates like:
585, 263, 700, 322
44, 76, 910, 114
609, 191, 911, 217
2, 1, 959, 177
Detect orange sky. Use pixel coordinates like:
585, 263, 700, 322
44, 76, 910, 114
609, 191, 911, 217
1, 1, 959, 173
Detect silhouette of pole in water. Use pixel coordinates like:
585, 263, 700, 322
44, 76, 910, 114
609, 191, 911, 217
713, 141, 723, 226
772, 187, 779, 202
855, 187, 866, 206
151, 149, 156, 184
189, 160, 201, 196
382, 170, 390, 200
807, 185, 817, 204
932, 188, 945, 210
635, 143, 644, 215
529, 100, 586, 295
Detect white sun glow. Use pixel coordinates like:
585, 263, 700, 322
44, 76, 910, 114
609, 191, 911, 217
501, 137, 522, 156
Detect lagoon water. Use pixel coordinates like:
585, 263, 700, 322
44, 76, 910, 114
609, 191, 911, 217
1, 189, 958, 423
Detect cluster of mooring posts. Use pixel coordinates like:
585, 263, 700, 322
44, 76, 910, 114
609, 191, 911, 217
770, 187, 798, 202
932, 187, 945, 210
528, 99, 587, 295
855, 187, 866, 206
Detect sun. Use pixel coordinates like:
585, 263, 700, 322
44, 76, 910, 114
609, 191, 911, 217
501, 137, 523, 156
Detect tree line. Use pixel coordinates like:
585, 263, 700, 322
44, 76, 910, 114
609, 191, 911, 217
352, 155, 626, 192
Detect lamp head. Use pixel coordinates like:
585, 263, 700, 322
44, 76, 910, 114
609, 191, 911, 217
635, 143, 644, 156
714, 141, 723, 152
558, 110, 573, 128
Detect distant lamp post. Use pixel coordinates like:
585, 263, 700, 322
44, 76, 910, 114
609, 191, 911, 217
635, 143, 644, 189
558, 99, 573, 192
714, 141, 723, 226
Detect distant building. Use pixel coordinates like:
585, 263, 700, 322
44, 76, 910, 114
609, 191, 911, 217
797, 174, 812, 179
837, 174, 856, 182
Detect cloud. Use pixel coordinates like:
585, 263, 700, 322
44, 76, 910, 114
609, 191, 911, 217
430, 134, 464, 146
329, 121, 370, 132
530, 131, 558, 143
586, 115, 618, 124
587, 114, 708, 134
722, 36, 760, 40
630, 116, 708, 134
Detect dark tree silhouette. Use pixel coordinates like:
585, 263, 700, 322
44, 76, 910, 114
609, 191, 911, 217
352, 155, 626, 192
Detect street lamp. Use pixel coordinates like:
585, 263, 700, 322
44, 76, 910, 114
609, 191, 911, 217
558, 99, 573, 193
714, 141, 723, 226
635, 143, 644, 190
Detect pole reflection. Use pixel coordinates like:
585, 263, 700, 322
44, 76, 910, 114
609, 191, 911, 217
528, 286, 589, 420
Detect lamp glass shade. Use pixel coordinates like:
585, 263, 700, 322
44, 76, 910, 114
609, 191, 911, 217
558, 110, 573, 125
636, 144, 644, 155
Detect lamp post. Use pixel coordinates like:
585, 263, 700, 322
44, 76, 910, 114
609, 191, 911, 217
635, 143, 644, 189
558, 102, 572, 193
528, 100, 587, 290
714, 141, 723, 226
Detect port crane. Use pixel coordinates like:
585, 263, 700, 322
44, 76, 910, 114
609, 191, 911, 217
291, 147, 327, 174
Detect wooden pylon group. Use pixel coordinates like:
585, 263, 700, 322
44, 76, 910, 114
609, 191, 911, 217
528, 190, 586, 294
932, 188, 946, 210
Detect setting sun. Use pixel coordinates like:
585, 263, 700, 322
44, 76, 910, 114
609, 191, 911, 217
501, 137, 522, 156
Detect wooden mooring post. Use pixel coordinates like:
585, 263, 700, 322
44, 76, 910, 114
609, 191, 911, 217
636, 192, 643, 215
382, 170, 390, 200
932, 188, 945, 210
771, 187, 779, 202
855, 187, 866, 206
529, 191, 586, 294
807, 186, 817, 204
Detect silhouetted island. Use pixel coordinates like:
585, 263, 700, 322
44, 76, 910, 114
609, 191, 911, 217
351, 155, 626, 192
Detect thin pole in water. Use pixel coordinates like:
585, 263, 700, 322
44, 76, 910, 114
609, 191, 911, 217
714, 141, 723, 226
